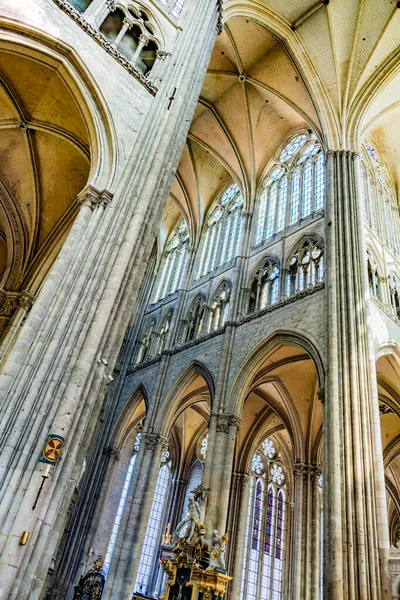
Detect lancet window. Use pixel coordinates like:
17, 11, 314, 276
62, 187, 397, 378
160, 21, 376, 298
196, 184, 243, 279
136, 319, 156, 363
241, 440, 287, 600
156, 310, 173, 354
286, 237, 324, 296
104, 432, 142, 570
254, 132, 325, 246
208, 281, 231, 332
361, 140, 400, 254
248, 257, 280, 314
186, 294, 205, 341
388, 273, 400, 319
135, 449, 171, 594
153, 222, 190, 303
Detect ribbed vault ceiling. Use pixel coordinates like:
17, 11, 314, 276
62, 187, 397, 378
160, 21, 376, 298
0, 50, 90, 292
164, 1, 400, 245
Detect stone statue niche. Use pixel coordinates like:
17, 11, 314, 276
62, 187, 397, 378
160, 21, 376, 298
158, 486, 231, 600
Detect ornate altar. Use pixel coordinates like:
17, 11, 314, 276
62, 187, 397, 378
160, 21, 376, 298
159, 489, 231, 600
72, 555, 105, 600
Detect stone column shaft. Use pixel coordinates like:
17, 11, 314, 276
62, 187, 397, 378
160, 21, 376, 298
324, 150, 391, 599
0, 0, 220, 595
102, 433, 167, 599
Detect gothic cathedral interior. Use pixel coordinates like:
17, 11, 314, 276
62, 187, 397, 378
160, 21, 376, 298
0, 1, 400, 599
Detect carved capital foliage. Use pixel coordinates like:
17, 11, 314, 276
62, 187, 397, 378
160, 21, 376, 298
215, 413, 241, 434
104, 445, 121, 460
105, 0, 115, 10
156, 50, 171, 61
0, 289, 35, 317
138, 33, 149, 46
143, 432, 168, 451
293, 462, 322, 478
233, 472, 250, 486
77, 186, 113, 210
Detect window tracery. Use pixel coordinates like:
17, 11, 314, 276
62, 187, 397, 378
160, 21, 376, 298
196, 184, 243, 279
242, 442, 288, 600
136, 318, 156, 363
361, 139, 400, 254
104, 431, 142, 570
153, 222, 190, 303
208, 281, 231, 332
135, 451, 172, 594
156, 310, 173, 354
248, 257, 280, 314
254, 132, 325, 246
286, 237, 324, 296
185, 294, 205, 341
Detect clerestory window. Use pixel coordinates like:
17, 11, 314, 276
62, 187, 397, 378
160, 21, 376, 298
196, 184, 243, 279
254, 132, 325, 247
153, 222, 190, 303
241, 440, 287, 600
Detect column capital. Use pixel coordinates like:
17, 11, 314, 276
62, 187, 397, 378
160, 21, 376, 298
105, 0, 115, 10
142, 432, 168, 451
156, 50, 171, 61
138, 33, 149, 46
0, 289, 35, 317
214, 413, 241, 434
77, 186, 113, 209
293, 462, 322, 476
233, 472, 250, 486
123, 17, 135, 29
103, 445, 121, 461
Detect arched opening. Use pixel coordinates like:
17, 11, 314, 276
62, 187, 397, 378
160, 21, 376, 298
230, 339, 323, 599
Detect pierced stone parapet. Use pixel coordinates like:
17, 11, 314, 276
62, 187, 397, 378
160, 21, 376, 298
51, 0, 157, 95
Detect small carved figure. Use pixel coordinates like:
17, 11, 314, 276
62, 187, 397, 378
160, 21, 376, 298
208, 530, 228, 570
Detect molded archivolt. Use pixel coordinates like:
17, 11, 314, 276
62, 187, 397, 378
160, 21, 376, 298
0, 24, 114, 293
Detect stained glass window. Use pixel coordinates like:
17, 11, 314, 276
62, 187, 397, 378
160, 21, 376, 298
301, 159, 313, 218
251, 480, 263, 550
262, 439, 276, 459
200, 434, 208, 459
196, 184, 243, 279
104, 432, 142, 570
255, 132, 324, 246
135, 463, 171, 594
153, 222, 189, 302
279, 134, 306, 161
242, 440, 288, 600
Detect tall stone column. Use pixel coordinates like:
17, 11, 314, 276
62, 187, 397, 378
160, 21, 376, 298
0, 0, 220, 597
102, 432, 168, 600
228, 473, 250, 600
203, 414, 240, 536
291, 463, 322, 600
324, 150, 391, 599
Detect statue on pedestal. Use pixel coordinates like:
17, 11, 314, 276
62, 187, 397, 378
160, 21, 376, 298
208, 530, 228, 571
173, 494, 201, 546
